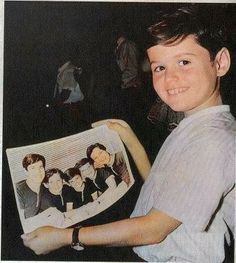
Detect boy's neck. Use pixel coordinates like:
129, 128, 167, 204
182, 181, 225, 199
185, 94, 222, 117
26, 179, 41, 194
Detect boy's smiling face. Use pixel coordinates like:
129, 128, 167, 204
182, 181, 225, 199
148, 35, 228, 115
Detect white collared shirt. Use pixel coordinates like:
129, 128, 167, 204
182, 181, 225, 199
132, 105, 235, 262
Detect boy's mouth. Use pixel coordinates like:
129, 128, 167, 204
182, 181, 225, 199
167, 87, 188, 95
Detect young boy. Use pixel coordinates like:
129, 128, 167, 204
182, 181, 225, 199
21, 6, 235, 262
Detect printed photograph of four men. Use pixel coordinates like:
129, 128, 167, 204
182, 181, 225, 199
7, 125, 134, 233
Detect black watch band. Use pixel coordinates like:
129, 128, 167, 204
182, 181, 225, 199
71, 226, 85, 251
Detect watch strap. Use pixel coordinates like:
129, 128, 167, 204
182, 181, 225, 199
71, 226, 84, 251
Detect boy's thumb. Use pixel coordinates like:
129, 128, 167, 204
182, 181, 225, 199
21, 231, 37, 240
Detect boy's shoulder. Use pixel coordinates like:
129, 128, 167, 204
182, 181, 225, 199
173, 107, 235, 154
183, 106, 235, 133
199, 109, 235, 137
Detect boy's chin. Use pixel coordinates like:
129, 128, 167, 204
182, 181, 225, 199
169, 104, 185, 113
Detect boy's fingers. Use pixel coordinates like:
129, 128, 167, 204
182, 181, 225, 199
108, 119, 130, 127
21, 231, 37, 241
106, 122, 123, 131
21, 231, 38, 249
92, 119, 129, 128
91, 120, 109, 128
92, 119, 123, 128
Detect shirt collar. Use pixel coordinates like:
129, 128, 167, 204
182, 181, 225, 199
179, 105, 231, 127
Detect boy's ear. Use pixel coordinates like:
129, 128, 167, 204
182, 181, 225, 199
215, 47, 231, 77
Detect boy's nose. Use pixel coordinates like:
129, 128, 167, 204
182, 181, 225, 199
165, 67, 179, 82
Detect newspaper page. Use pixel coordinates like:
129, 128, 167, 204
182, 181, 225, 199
6, 125, 134, 233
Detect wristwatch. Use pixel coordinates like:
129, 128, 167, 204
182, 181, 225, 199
71, 226, 85, 251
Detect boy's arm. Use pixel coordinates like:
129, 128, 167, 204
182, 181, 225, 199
92, 120, 151, 181
22, 208, 181, 255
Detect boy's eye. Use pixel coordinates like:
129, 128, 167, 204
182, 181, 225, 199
154, 65, 165, 72
179, 60, 190, 66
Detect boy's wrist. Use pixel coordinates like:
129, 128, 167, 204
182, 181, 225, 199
64, 228, 74, 246
124, 131, 139, 148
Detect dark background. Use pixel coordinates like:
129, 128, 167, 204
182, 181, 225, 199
2, 2, 236, 261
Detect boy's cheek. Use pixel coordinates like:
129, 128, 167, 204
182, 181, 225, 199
153, 80, 164, 95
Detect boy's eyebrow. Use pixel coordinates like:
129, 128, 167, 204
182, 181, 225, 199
149, 52, 197, 65
174, 52, 197, 58
150, 61, 161, 66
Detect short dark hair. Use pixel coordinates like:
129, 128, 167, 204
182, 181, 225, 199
86, 143, 107, 162
146, 5, 227, 60
43, 168, 64, 184
74, 158, 91, 169
64, 167, 81, 183
22, 153, 46, 170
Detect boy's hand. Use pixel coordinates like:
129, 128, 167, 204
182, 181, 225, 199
21, 226, 72, 255
92, 119, 151, 181
92, 119, 136, 148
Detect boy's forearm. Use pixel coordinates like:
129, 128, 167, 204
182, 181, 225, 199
126, 135, 151, 181
22, 209, 180, 255
78, 209, 180, 247
66, 216, 160, 247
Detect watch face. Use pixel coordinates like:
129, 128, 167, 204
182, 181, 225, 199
71, 244, 84, 251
